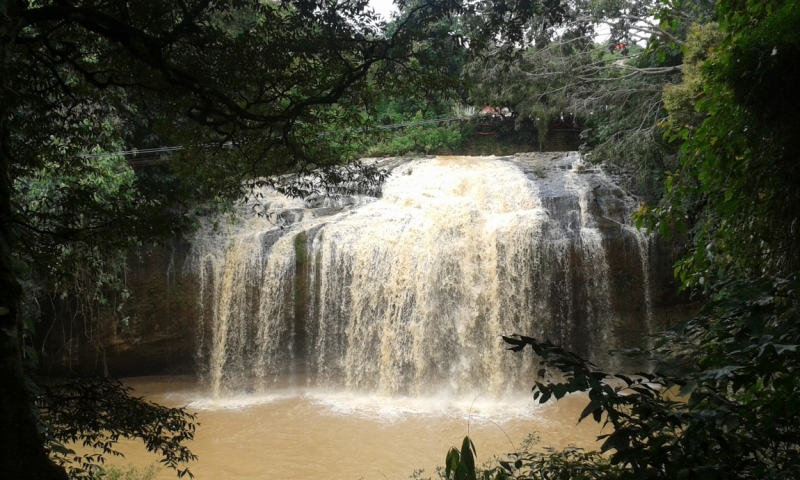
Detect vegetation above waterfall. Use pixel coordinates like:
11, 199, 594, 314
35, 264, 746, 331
640, 1, 800, 290
464, 0, 717, 201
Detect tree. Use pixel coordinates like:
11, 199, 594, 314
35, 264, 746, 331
466, 0, 715, 200
639, 0, 800, 288
40, 378, 198, 478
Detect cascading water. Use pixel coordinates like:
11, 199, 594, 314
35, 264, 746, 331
190, 154, 655, 398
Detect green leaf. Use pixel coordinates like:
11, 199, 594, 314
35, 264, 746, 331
49, 442, 76, 456
579, 399, 601, 423
678, 381, 698, 397
446, 447, 460, 478
773, 344, 797, 355
461, 436, 477, 480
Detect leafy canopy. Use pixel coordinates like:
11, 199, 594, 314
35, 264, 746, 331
637, 0, 800, 288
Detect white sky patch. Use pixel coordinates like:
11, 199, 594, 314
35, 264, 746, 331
594, 23, 611, 44
369, 0, 398, 20
364, 2, 645, 48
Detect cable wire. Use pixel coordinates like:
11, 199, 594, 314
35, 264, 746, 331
79, 116, 472, 163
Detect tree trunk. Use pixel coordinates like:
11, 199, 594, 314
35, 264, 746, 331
0, 2, 69, 478
0, 132, 69, 480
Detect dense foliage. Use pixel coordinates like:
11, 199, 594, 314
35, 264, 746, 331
639, 0, 800, 288
364, 83, 466, 156
466, 0, 715, 200
495, 274, 800, 479
40, 378, 197, 478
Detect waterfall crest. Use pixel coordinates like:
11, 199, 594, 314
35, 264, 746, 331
190, 154, 654, 397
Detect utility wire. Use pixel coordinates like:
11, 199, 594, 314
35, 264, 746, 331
79, 116, 472, 163
82, 145, 185, 159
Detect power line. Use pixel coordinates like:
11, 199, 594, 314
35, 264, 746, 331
81, 145, 185, 159
80, 116, 472, 164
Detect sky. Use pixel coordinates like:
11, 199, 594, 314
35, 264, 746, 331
369, 0, 398, 20
365, 2, 615, 45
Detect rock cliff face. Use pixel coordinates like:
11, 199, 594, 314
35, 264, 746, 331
39, 153, 697, 385
509, 153, 696, 367
38, 242, 197, 377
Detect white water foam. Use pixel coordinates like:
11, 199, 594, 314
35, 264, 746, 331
183, 386, 541, 424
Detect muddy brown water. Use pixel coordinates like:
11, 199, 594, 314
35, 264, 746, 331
96, 376, 605, 480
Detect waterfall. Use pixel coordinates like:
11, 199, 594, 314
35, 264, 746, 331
190, 154, 653, 397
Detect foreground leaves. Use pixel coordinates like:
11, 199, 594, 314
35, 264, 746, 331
501, 275, 800, 479
39, 378, 197, 479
